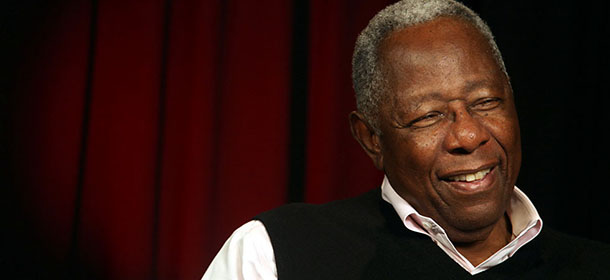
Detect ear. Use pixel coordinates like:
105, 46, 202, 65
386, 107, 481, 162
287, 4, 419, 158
349, 111, 384, 170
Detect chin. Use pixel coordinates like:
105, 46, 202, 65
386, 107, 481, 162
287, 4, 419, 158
441, 201, 507, 241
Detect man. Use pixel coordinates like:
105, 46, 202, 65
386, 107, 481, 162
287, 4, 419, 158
203, 0, 610, 279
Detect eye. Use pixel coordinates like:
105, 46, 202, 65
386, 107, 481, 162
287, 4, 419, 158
407, 111, 444, 128
470, 97, 502, 111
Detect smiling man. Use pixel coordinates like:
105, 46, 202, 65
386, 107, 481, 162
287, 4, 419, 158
350, 14, 524, 269
203, 0, 610, 279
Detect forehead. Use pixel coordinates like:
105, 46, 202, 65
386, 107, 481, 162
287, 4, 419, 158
378, 17, 507, 101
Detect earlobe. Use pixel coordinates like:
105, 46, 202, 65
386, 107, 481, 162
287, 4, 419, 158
349, 111, 384, 170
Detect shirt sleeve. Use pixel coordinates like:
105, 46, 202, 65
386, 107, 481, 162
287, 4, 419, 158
201, 220, 277, 280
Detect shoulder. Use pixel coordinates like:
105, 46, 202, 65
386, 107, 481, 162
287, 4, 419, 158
213, 220, 275, 264
249, 188, 434, 279
252, 187, 413, 259
540, 227, 610, 253
202, 220, 277, 280
252, 188, 397, 259
537, 227, 610, 277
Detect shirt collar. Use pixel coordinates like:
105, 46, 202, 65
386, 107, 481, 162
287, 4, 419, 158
380, 175, 543, 275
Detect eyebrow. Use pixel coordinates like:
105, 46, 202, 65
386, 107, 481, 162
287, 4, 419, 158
395, 79, 498, 113
401, 91, 444, 106
462, 80, 494, 93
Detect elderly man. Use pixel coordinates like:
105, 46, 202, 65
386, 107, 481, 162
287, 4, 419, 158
203, 0, 610, 279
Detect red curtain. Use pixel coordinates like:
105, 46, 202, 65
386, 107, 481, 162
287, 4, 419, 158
8, 0, 390, 279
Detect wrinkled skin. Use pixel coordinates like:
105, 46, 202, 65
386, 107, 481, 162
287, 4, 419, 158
350, 17, 521, 265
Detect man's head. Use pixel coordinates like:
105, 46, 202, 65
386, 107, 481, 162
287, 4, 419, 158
349, 0, 521, 243
352, 0, 508, 132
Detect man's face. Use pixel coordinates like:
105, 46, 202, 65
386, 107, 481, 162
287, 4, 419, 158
376, 17, 521, 242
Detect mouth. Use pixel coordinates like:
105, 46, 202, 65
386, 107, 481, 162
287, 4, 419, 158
438, 165, 497, 193
445, 168, 491, 183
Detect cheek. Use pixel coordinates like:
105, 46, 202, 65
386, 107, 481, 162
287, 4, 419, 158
507, 123, 522, 177
383, 135, 441, 200
485, 116, 522, 175
399, 131, 444, 171
485, 114, 520, 149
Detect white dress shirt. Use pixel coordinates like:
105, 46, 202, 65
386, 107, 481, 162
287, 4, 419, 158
202, 176, 543, 279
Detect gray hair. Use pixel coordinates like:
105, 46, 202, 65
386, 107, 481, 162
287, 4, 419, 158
352, 0, 508, 132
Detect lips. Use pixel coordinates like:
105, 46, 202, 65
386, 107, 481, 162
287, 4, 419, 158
446, 168, 491, 182
438, 164, 498, 193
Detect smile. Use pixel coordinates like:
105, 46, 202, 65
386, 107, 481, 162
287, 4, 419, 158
446, 168, 491, 182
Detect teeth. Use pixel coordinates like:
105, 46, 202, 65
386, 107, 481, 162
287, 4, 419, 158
448, 168, 490, 182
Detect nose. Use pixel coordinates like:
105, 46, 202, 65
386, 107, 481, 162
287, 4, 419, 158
443, 104, 490, 154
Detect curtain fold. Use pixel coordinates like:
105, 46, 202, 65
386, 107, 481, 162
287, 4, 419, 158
10, 0, 323, 278
304, 0, 388, 203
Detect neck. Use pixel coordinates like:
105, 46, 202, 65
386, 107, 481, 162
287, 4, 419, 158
454, 214, 512, 266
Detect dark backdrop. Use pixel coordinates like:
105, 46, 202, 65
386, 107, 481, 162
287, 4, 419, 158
1, 0, 608, 279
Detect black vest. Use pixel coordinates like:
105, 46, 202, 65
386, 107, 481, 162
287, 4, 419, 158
255, 188, 610, 279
